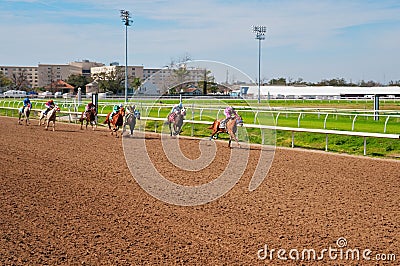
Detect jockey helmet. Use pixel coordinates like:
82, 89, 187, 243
119, 103, 123, 108
178, 103, 183, 108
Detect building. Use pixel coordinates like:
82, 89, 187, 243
44, 80, 75, 94
90, 64, 144, 94
69, 60, 104, 77
0, 66, 38, 89
37, 64, 82, 88
138, 66, 206, 95
91, 65, 144, 80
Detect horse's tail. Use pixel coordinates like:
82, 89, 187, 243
104, 114, 110, 124
208, 120, 218, 129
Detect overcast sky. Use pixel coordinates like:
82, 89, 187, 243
1, 0, 400, 84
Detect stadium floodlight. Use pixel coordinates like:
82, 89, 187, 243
120, 10, 133, 103
252, 25, 267, 103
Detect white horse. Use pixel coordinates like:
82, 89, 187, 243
123, 105, 140, 135
18, 104, 31, 125
39, 105, 60, 131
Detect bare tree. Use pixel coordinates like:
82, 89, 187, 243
11, 69, 29, 90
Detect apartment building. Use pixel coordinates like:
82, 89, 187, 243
0, 66, 38, 89
69, 60, 104, 77
37, 64, 81, 88
1, 60, 105, 90
139, 67, 206, 95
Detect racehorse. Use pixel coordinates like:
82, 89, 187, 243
18, 103, 31, 125
208, 114, 243, 148
123, 105, 140, 135
104, 107, 125, 137
38, 105, 60, 131
166, 107, 186, 136
79, 107, 97, 130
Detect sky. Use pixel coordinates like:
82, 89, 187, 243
1, 0, 400, 84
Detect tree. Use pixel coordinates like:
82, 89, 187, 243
388, 80, 400, 86
66, 74, 92, 93
359, 80, 381, 87
11, 69, 29, 90
268, 78, 286, 85
172, 64, 190, 92
130, 77, 142, 94
92, 68, 125, 94
0, 72, 12, 89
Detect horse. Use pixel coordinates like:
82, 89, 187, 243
123, 105, 140, 135
104, 107, 125, 138
38, 105, 60, 131
18, 103, 31, 125
166, 107, 186, 136
208, 114, 244, 148
79, 107, 97, 130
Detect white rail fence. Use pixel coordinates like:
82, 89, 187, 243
1, 106, 398, 156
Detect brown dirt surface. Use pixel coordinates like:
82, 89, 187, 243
0, 116, 399, 265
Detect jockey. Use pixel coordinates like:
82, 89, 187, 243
220, 106, 237, 128
22, 96, 31, 113
168, 102, 183, 122
44, 99, 55, 115
85, 102, 96, 112
170, 102, 183, 114
110, 103, 123, 120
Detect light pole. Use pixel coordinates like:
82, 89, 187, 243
120, 9, 132, 104
252, 25, 266, 103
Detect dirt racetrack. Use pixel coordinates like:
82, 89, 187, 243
0, 116, 398, 265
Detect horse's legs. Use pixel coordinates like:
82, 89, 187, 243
130, 121, 135, 135
228, 131, 240, 148
169, 123, 173, 136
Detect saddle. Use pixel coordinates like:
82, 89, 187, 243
168, 112, 177, 122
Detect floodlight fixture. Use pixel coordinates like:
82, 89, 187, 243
120, 9, 133, 103
252, 25, 267, 103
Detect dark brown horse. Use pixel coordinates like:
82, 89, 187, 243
208, 114, 243, 148
104, 107, 125, 137
123, 105, 140, 135
166, 107, 186, 136
79, 107, 97, 130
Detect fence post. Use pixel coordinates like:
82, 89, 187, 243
291, 131, 294, 148
275, 112, 280, 126
323, 113, 329, 129
254, 111, 259, 124
297, 112, 302, 128
191, 103, 194, 137
325, 134, 328, 152
352, 115, 358, 131
363, 137, 367, 156
384, 116, 390, 133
